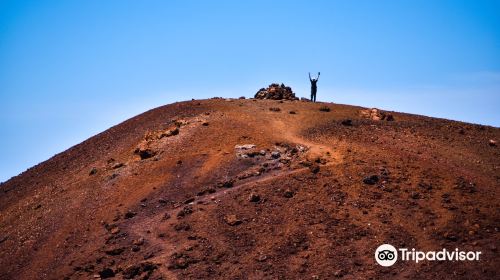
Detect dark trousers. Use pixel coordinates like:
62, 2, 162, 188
311, 89, 317, 102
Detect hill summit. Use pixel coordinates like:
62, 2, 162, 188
0, 98, 498, 279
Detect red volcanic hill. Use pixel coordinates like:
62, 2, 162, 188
0, 98, 498, 279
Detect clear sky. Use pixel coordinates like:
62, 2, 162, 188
1, 0, 499, 182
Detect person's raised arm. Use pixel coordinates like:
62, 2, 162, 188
317, 72, 320, 81
309, 72, 312, 81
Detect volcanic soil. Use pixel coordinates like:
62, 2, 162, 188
0, 98, 499, 279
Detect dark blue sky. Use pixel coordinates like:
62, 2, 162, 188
1, 0, 499, 182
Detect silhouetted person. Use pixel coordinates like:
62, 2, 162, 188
309, 72, 320, 102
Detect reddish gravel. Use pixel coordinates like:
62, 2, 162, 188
0, 98, 498, 279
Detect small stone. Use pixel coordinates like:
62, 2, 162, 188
112, 162, 124, 169
341, 119, 353, 126
284, 189, 294, 198
125, 211, 137, 219
170, 257, 189, 269
123, 265, 141, 278
410, 192, 421, 199
363, 175, 379, 185
309, 164, 320, 174
489, 139, 497, 147
136, 148, 156, 160
89, 167, 98, 175
105, 247, 124, 256
217, 180, 234, 188
99, 268, 115, 279
334, 270, 345, 277
289, 111, 296, 114
110, 227, 120, 234
177, 206, 193, 218
271, 151, 281, 159
224, 214, 242, 226
257, 254, 267, 262
443, 232, 458, 242
162, 213, 171, 221
235, 144, 256, 150
202, 121, 209, 126
133, 237, 145, 246
249, 193, 261, 203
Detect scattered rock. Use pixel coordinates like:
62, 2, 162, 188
174, 222, 191, 231
89, 167, 98, 176
134, 146, 157, 160
271, 151, 281, 159
269, 107, 281, 112
133, 237, 145, 246
489, 139, 497, 147
334, 269, 345, 277
110, 227, 120, 234
257, 254, 267, 262
177, 206, 193, 218
341, 119, 353, 126
254, 83, 298, 100
123, 262, 158, 279
300, 97, 311, 102
202, 121, 209, 126
184, 197, 195, 204
284, 189, 294, 198
363, 175, 379, 185
359, 108, 394, 121
99, 268, 115, 279
122, 265, 141, 279
443, 232, 458, 242
235, 144, 256, 150
224, 214, 242, 226
309, 164, 320, 174
162, 213, 171, 221
168, 254, 191, 269
410, 192, 421, 199
125, 211, 137, 219
249, 193, 261, 203
105, 247, 124, 256
289, 111, 296, 114
216, 179, 234, 188
319, 106, 331, 112
112, 162, 124, 169
145, 127, 179, 140
174, 119, 189, 127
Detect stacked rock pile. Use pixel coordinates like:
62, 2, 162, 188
254, 83, 298, 100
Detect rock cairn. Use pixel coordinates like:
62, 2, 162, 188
254, 83, 298, 100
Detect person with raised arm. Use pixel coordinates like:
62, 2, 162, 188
309, 72, 320, 102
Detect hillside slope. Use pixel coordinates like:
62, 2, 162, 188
0, 98, 499, 279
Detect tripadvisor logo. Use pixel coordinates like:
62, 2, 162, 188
375, 244, 398, 266
375, 244, 482, 267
